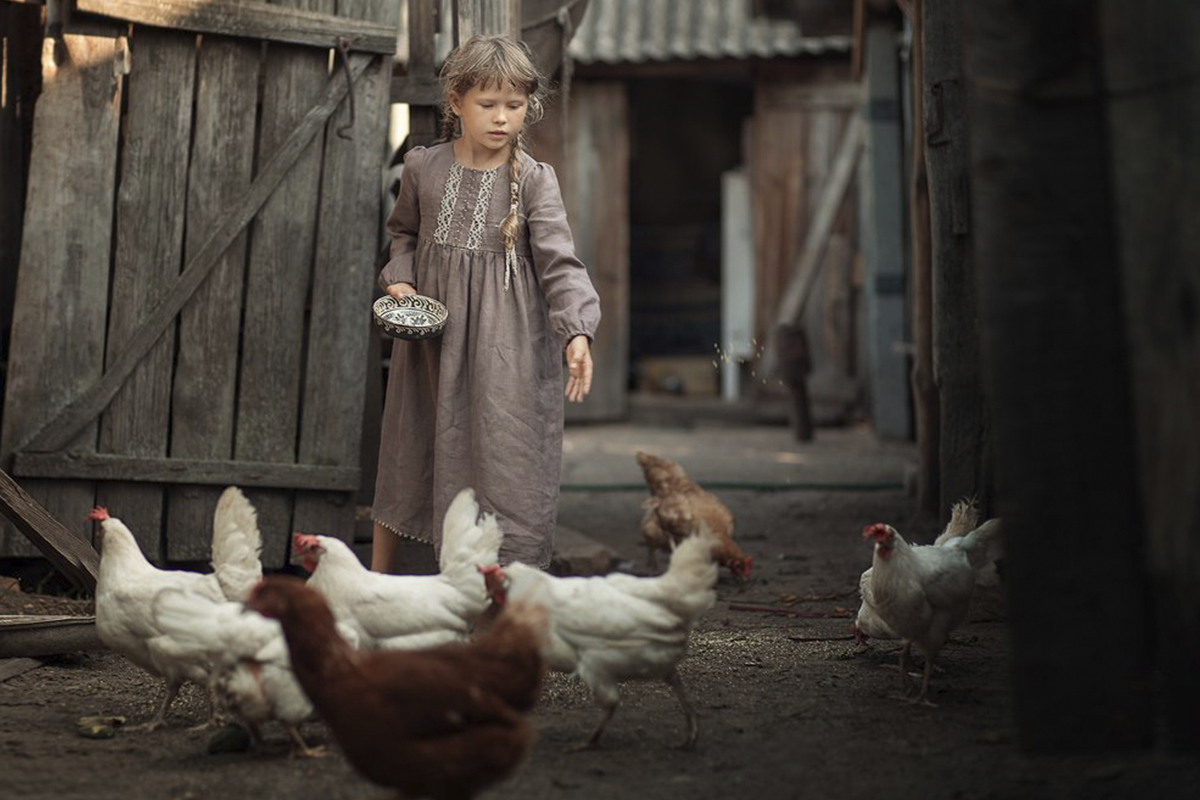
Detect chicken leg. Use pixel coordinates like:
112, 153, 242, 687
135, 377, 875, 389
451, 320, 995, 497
572, 685, 620, 751
286, 724, 327, 759
665, 667, 699, 750
128, 678, 183, 732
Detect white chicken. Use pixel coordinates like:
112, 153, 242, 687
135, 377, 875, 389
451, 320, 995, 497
150, 586, 358, 756
853, 497, 981, 643
861, 514, 1003, 705
292, 487, 501, 650
89, 486, 264, 729
484, 529, 719, 749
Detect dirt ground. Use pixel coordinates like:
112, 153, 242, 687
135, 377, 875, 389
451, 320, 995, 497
2, 423, 1197, 799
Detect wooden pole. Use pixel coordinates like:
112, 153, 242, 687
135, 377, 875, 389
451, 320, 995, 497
907, 0, 938, 518
925, 0, 989, 517
1101, 0, 1200, 753
965, 0, 1153, 752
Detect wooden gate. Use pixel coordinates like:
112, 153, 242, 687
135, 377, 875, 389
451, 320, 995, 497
0, 0, 398, 567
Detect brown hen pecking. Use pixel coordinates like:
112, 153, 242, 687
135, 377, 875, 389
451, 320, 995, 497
247, 576, 546, 800
636, 450, 752, 579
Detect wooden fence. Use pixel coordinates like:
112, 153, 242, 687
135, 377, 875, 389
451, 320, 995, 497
0, 0, 398, 567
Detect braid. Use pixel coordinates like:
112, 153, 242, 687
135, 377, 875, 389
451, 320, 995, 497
500, 131, 524, 291
438, 108, 457, 144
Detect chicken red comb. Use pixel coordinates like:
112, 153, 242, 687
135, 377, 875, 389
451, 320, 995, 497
861, 523, 889, 541
292, 532, 317, 548
477, 564, 504, 577
87, 506, 109, 522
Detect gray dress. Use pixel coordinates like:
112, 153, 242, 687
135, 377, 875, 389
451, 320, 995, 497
374, 142, 601, 568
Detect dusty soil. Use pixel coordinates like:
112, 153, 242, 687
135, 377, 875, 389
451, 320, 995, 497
2, 424, 1197, 800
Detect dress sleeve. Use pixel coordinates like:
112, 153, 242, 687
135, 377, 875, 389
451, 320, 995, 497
524, 161, 602, 349
378, 146, 426, 291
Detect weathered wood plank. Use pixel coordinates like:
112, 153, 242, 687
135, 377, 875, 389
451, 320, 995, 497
165, 34, 259, 562
293, 0, 396, 542
13, 453, 359, 492
908, 0, 939, 518
559, 82, 629, 422
1102, 0, 1200, 752
925, 0, 990, 518
0, 34, 124, 557
965, 0, 1153, 751
97, 27, 195, 562
16, 56, 368, 458
0, 468, 99, 590
456, 0, 522, 41
770, 115, 861, 336
74, 0, 397, 55
236, 0, 337, 568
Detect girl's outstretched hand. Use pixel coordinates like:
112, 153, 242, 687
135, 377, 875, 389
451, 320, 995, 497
387, 282, 417, 299
565, 335, 593, 403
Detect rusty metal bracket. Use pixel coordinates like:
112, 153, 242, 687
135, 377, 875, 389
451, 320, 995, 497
335, 36, 362, 140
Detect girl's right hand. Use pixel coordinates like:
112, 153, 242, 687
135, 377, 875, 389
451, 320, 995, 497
387, 282, 417, 299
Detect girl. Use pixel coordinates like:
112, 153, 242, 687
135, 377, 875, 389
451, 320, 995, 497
372, 36, 601, 571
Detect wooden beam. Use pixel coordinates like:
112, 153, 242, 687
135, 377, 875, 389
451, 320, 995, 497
12, 453, 360, 492
390, 73, 442, 105
771, 114, 862, 331
74, 0, 397, 54
14, 56, 371, 457
0, 469, 99, 591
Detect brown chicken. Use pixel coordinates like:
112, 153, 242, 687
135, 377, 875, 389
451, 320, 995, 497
246, 576, 546, 800
636, 451, 752, 579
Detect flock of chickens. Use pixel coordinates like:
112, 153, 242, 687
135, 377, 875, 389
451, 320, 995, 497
86, 451, 1002, 800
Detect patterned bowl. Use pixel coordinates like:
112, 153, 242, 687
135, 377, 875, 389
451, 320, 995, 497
372, 294, 449, 340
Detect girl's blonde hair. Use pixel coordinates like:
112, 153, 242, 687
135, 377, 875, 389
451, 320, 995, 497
439, 35, 547, 289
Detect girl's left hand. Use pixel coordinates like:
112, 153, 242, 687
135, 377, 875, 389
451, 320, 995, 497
565, 335, 593, 403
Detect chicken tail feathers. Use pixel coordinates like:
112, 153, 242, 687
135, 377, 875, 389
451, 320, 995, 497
439, 488, 504, 581
946, 518, 1004, 575
933, 496, 981, 547
211, 486, 264, 603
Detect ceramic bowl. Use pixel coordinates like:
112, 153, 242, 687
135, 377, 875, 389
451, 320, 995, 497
372, 294, 448, 340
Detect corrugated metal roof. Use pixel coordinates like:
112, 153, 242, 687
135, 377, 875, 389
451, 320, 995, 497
567, 0, 852, 65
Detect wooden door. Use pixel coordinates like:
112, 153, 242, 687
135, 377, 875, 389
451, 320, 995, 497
0, 1, 398, 566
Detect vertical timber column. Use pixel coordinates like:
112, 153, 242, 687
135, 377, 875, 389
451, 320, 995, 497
924, 0, 990, 516
1101, 0, 1200, 752
859, 24, 910, 439
965, 0, 1152, 751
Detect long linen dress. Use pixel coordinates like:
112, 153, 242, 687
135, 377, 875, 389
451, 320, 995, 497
374, 142, 601, 568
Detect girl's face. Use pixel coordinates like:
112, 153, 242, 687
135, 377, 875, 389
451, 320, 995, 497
449, 82, 529, 160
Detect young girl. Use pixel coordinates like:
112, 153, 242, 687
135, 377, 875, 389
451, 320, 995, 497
372, 36, 601, 571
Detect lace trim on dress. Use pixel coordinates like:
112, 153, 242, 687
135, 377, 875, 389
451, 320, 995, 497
466, 166, 499, 250
433, 162, 464, 245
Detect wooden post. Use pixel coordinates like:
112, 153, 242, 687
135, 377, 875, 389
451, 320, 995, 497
907, 0, 939, 518
924, 0, 990, 519
404, 0, 440, 147
455, 0, 522, 42
1101, 0, 1200, 752
859, 24, 910, 440
965, 0, 1153, 752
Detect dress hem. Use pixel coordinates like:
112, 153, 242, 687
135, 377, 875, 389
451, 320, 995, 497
374, 517, 434, 546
